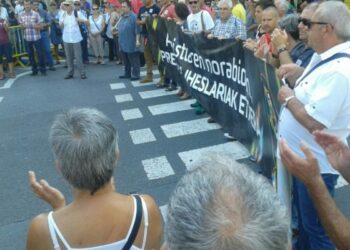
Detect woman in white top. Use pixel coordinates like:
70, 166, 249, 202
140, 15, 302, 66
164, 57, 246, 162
88, 4, 105, 64
26, 108, 163, 250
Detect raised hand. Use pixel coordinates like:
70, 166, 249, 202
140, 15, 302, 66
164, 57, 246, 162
28, 171, 66, 210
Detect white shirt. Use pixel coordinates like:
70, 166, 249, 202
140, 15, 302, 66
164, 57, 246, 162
59, 10, 87, 43
89, 15, 103, 34
15, 4, 24, 16
186, 10, 214, 33
278, 41, 350, 174
0, 7, 8, 20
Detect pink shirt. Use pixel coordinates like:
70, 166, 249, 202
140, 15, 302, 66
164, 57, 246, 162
201, 4, 214, 17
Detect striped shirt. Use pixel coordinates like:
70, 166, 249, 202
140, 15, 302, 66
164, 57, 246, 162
19, 10, 41, 41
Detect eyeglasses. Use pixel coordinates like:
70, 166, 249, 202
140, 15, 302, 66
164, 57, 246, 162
74, 3, 81, 6
189, 1, 198, 4
298, 17, 328, 29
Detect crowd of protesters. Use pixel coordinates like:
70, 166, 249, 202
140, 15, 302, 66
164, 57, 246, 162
16, 0, 350, 249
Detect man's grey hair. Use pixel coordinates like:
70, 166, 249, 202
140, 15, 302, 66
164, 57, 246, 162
313, 1, 350, 41
218, 0, 232, 9
302, 2, 319, 13
50, 108, 118, 194
274, 0, 289, 14
166, 153, 289, 250
279, 13, 299, 40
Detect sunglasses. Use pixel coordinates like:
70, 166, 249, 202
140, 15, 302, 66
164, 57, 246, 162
298, 17, 328, 29
63, 3, 70, 6
93, 7, 99, 10
189, 1, 197, 4
74, 3, 81, 5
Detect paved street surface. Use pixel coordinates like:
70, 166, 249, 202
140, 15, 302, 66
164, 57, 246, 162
0, 61, 349, 249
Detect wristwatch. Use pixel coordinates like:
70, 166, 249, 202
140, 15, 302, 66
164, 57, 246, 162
283, 95, 295, 108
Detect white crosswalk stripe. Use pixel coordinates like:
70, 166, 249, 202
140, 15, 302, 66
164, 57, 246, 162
148, 99, 193, 116
178, 142, 250, 171
161, 117, 221, 138
142, 156, 175, 180
121, 108, 143, 120
115, 94, 133, 103
0, 97, 3, 103
110, 83, 126, 90
129, 128, 156, 144
139, 89, 175, 99
131, 78, 159, 87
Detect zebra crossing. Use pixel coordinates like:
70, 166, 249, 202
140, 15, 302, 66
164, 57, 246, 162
109, 69, 349, 221
109, 69, 252, 218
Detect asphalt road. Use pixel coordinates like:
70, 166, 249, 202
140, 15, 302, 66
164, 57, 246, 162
0, 61, 349, 249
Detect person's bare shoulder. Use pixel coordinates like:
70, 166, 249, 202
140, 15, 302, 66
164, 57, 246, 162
27, 213, 53, 250
140, 195, 163, 250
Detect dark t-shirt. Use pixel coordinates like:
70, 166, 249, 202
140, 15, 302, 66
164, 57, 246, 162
294, 44, 314, 68
137, 4, 160, 36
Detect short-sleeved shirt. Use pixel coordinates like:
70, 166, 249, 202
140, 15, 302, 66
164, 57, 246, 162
118, 11, 140, 53
231, 3, 246, 24
37, 8, 52, 31
59, 10, 87, 43
213, 16, 246, 40
0, 7, 8, 20
277, 41, 350, 174
186, 10, 214, 33
137, 4, 160, 36
19, 10, 41, 41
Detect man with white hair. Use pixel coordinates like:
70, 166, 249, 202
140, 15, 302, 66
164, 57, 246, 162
164, 154, 289, 250
209, 0, 246, 40
277, 1, 350, 249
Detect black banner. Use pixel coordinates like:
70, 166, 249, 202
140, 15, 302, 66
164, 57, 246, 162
147, 18, 282, 179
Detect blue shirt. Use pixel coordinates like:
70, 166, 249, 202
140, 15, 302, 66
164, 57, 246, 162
212, 16, 246, 40
118, 12, 140, 53
294, 45, 314, 68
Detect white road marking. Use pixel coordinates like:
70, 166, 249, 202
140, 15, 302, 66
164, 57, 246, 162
161, 118, 221, 138
142, 156, 175, 180
115, 94, 133, 103
336, 175, 349, 189
0, 71, 31, 89
0, 96, 3, 103
159, 205, 168, 223
110, 83, 126, 90
148, 99, 193, 116
131, 78, 159, 87
140, 70, 159, 77
178, 142, 250, 171
139, 89, 175, 99
121, 108, 143, 120
129, 128, 156, 144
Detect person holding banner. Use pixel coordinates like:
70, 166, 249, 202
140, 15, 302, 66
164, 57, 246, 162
19, 0, 46, 76
277, 2, 350, 249
279, 131, 350, 250
208, 0, 246, 40
187, 0, 214, 115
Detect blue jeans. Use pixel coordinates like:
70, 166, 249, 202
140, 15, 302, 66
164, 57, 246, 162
40, 30, 54, 66
293, 174, 338, 250
25, 39, 46, 73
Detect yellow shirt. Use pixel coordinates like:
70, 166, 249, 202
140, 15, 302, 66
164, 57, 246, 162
345, 0, 350, 8
231, 3, 246, 23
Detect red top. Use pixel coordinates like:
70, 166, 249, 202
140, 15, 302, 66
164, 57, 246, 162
131, 0, 143, 14
0, 20, 9, 45
159, 3, 176, 19
201, 4, 214, 17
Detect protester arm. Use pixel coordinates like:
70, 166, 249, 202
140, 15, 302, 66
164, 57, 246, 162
26, 214, 49, 250
278, 63, 304, 87
278, 86, 325, 133
314, 130, 350, 182
279, 139, 350, 250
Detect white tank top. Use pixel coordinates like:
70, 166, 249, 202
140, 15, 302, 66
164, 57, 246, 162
47, 196, 149, 250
